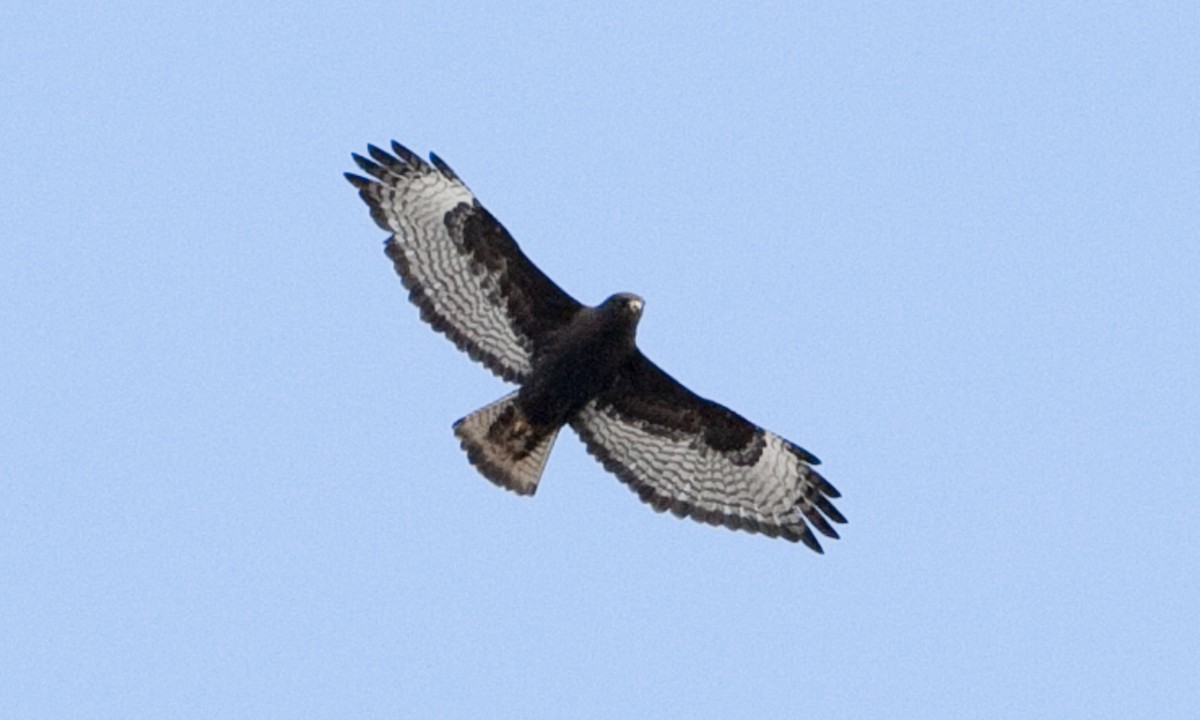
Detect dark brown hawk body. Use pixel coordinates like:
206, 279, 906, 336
346, 142, 845, 551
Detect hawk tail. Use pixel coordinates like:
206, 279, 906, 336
453, 392, 560, 496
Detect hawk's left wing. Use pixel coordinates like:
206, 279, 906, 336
346, 142, 582, 383
569, 352, 845, 552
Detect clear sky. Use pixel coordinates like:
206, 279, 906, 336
3, 2, 1198, 718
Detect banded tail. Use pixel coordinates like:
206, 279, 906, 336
453, 392, 561, 495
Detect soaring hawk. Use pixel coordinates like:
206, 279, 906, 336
345, 142, 845, 551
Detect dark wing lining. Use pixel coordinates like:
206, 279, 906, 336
569, 352, 844, 551
346, 142, 582, 382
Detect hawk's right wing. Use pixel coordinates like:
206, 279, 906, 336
570, 352, 845, 552
346, 142, 582, 383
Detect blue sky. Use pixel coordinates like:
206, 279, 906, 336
3, 1, 1198, 718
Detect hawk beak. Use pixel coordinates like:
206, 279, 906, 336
631, 298, 644, 315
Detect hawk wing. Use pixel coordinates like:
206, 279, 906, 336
345, 142, 582, 383
570, 352, 845, 552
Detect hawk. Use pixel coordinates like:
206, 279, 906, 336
345, 142, 846, 551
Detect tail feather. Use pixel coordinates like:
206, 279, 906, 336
453, 392, 560, 495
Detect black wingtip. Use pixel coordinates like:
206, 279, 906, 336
429, 152, 461, 182
782, 522, 825, 553
367, 143, 410, 174
795, 445, 821, 465
801, 503, 840, 539
814, 495, 847, 524
343, 171, 370, 188
391, 141, 428, 169
810, 468, 840, 498
351, 153, 391, 181
801, 529, 825, 554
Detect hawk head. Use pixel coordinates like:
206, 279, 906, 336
593, 292, 645, 344
603, 292, 644, 318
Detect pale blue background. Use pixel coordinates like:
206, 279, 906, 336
3, 2, 1198, 718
